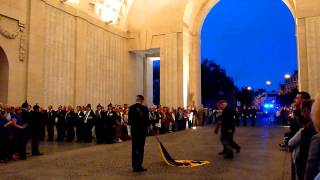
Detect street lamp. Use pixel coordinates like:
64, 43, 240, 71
285, 74, 291, 79
247, 86, 252, 91
266, 81, 271, 85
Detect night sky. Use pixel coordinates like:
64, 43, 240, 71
201, 0, 297, 91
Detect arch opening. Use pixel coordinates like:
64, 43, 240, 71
200, 0, 298, 107
0, 47, 9, 104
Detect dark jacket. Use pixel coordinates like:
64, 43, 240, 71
128, 103, 149, 136
220, 107, 235, 133
30, 111, 43, 135
304, 133, 320, 180
297, 121, 317, 179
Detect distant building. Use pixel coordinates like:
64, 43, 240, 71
279, 70, 298, 95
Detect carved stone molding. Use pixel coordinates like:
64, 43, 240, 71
19, 22, 26, 61
0, 15, 22, 39
0, 15, 26, 61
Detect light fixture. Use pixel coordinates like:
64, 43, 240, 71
266, 81, 272, 85
284, 74, 291, 79
247, 86, 252, 91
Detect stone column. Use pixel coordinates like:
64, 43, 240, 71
297, 18, 309, 92
26, 0, 46, 105
189, 34, 202, 108
160, 33, 184, 108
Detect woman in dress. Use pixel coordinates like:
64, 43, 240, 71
11, 107, 28, 160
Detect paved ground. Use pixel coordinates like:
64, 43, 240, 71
0, 123, 290, 180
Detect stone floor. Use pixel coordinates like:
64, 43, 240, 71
0, 124, 290, 180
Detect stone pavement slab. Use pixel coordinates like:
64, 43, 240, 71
0, 126, 290, 180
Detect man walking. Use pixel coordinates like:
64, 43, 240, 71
215, 100, 240, 159
128, 95, 149, 172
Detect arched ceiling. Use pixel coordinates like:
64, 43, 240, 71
64, 0, 298, 33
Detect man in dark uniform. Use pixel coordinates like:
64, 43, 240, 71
241, 106, 248, 126
216, 100, 240, 159
56, 105, 66, 142
65, 105, 76, 142
75, 106, 84, 142
95, 104, 104, 144
83, 104, 95, 143
249, 106, 257, 127
128, 95, 149, 172
105, 103, 117, 144
46, 105, 56, 141
30, 104, 43, 155
234, 107, 240, 127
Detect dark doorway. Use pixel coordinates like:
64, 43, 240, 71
153, 60, 160, 105
0, 47, 9, 103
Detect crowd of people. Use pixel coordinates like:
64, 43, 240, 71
278, 92, 320, 180
0, 101, 213, 163
213, 105, 257, 127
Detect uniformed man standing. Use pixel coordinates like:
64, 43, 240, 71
46, 105, 56, 141
75, 106, 84, 142
83, 104, 95, 143
30, 104, 43, 155
65, 105, 76, 142
56, 105, 66, 142
128, 95, 149, 172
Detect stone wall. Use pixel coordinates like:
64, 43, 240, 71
0, 0, 142, 107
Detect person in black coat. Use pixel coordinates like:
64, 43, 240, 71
75, 106, 85, 142
46, 105, 56, 141
128, 95, 150, 172
0, 110, 12, 162
216, 100, 240, 159
95, 104, 105, 144
234, 107, 240, 127
56, 105, 66, 142
249, 106, 257, 127
83, 104, 95, 143
65, 106, 76, 142
105, 104, 117, 144
296, 100, 316, 180
30, 104, 43, 155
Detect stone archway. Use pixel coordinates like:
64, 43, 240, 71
182, 0, 298, 107
0, 47, 9, 103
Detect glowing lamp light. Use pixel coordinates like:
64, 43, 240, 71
192, 126, 197, 130
285, 74, 291, 79
96, 0, 123, 24
247, 86, 252, 91
266, 81, 272, 85
148, 57, 160, 61
61, 0, 79, 4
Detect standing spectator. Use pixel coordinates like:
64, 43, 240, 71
46, 105, 56, 141
56, 105, 66, 142
305, 95, 320, 180
234, 107, 240, 127
12, 107, 28, 160
65, 105, 76, 142
105, 104, 116, 144
249, 106, 257, 127
115, 106, 123, 143
75, 106, 84, 142
123, 107, 131, 139
296, 99, 316, 180
0, 110, 12, 162
83, 104, 95, 143
95, 104, 104, 144
30, 104, 43, 156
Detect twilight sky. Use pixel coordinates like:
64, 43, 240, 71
201, 0, 297, 91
